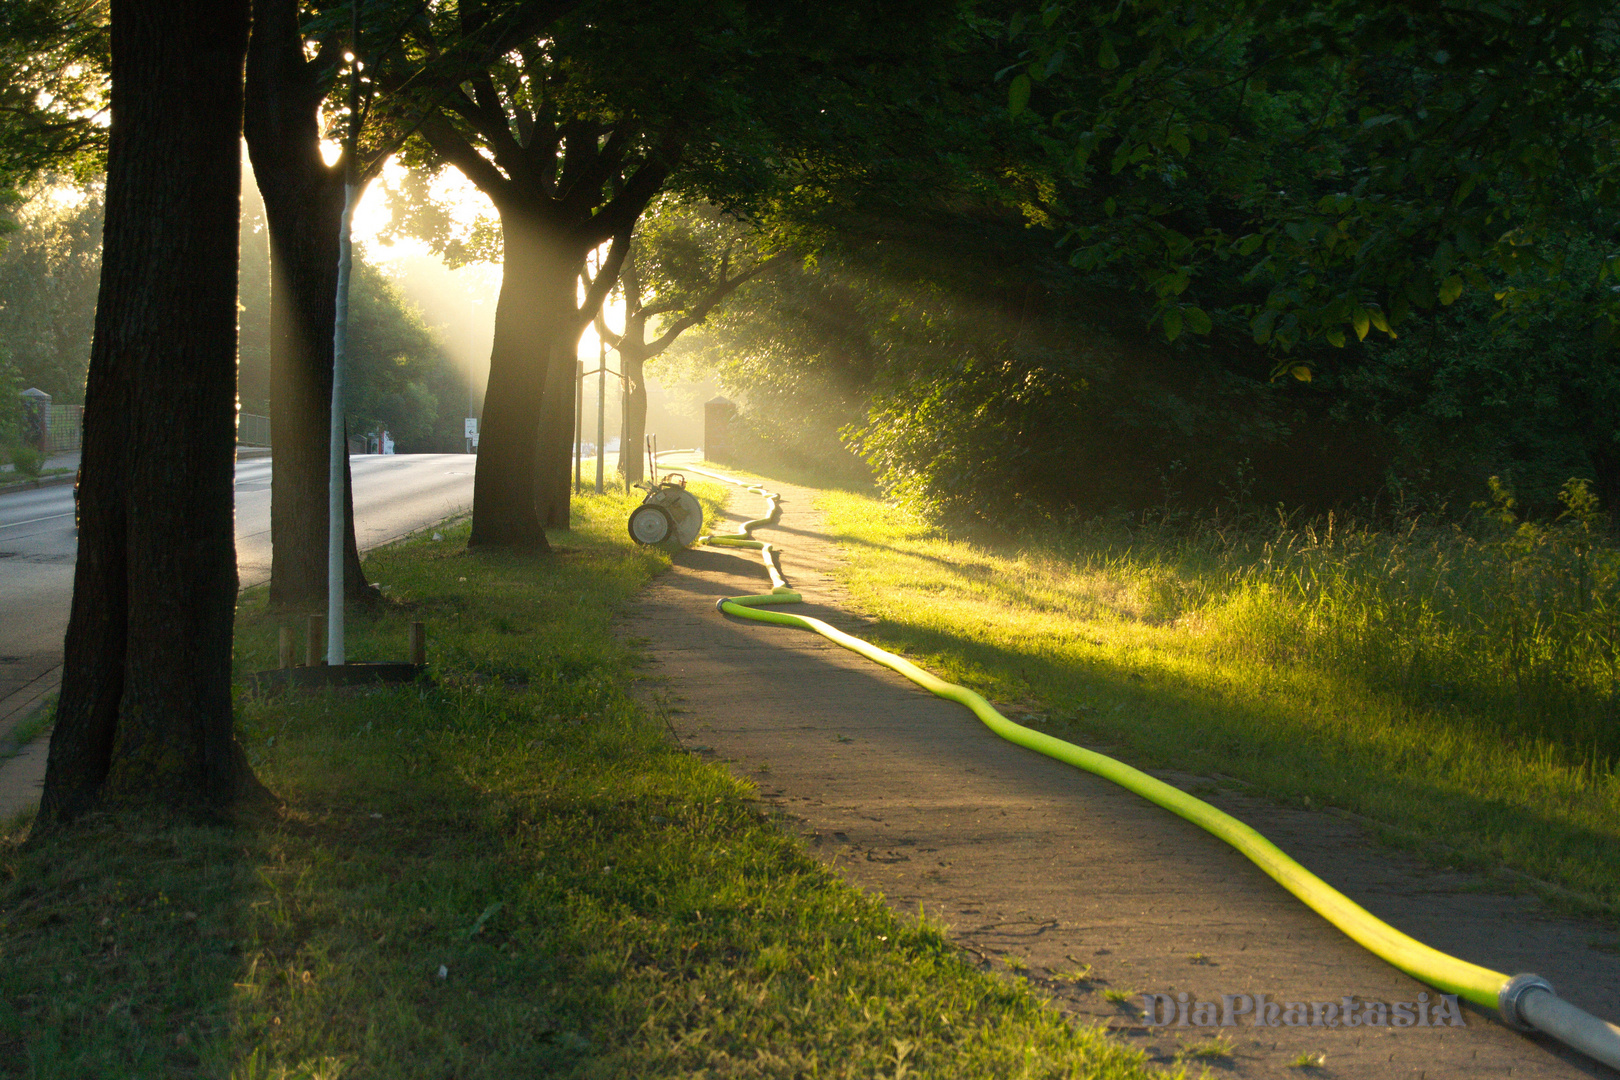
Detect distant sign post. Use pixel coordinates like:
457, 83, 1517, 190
464, 417, 478, 454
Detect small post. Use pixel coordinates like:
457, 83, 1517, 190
306, 614, 325, 667
575, 358, 585, 495
596, 328, 606, 495
409, 621, 426, 667
278, 626, 294, 669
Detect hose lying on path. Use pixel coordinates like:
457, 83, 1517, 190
675, 459, 1620, 1070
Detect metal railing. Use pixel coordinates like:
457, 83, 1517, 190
237, 412, 271, 447
33, 404, 82, 455
12, 406, 274, 455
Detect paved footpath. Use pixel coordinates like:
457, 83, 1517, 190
625, 475, 1620, 1079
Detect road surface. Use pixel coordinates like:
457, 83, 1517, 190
0, 453, 476, 816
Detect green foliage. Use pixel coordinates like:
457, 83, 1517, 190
1337, 235, 1620, 515
0, 182, 102, 404
0, 0, 108, 191
5, 442, 43, 477
631, 198, 774, 326
378, 167, 500, 269
679, 205, 1387, 525
1003, 0, 1620, 346
343, 258, 466, 452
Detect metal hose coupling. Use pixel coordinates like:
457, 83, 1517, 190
1497, 973, 1620, 1070
1498, 974, 1555, 1031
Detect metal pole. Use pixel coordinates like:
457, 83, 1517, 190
326, 199, 350, 660
327, 9, 362, 669
620, 364, 630, 492
595, 331, 605, 494
574, 358, 584, 494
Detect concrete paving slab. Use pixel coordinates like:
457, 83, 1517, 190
624, 473, 1620, 1079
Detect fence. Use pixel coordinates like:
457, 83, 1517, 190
238, 412, 271, 447
33, 404, 82, 455
15, 406, 274, 454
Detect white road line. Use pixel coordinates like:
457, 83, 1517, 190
0, 512, 73, 530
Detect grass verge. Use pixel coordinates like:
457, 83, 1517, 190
0, 695, 52, 764
815, 489, 1620, 917
0, 482, 1166, 1080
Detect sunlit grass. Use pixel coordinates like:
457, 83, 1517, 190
816, 490, 1620, 913
0, 482, 1166, 1079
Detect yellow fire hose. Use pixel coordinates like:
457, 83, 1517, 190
676, 458, 1620, 1067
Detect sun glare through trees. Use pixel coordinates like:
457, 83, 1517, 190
4, 1, 1620, 1076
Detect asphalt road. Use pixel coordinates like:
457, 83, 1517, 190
0, 452, 476, 704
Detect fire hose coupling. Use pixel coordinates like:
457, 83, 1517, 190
1498, 973, 1556, 1031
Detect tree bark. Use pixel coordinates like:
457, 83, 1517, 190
38, 0, 261, 828
534, 306, 591, 528
468, 211, 584, 547
244, 0, 373, 609
618, 334, 650, 487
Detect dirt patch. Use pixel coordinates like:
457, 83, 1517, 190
623, 474, 1620, 1079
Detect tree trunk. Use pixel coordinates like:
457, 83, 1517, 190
534, 311, 590, 527
244, 0, 373, 610
38, 0, 261, 828
469, 213, 582, 548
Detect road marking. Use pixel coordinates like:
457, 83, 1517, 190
0, 512, 73, 530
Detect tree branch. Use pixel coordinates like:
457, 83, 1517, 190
593, 307, 624, 349
583, 134, 685, 246
575, 224, 633, 333
419, 113, 508, 198
643, 253, 786, 357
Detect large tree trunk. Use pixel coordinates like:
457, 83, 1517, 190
469, 213, 583, 548
38, 0, 261, 828
244, 0, 373, 609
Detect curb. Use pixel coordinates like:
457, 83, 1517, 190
0, 446, 273, 497
0, 472, 76, 495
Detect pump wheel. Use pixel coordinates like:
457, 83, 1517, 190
628, 503, 675, 546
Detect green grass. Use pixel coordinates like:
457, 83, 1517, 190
0, 694, 53, 762
815, 489, 1620, 915
0, 483, 1167, 1079
0, 465, 73, 486
1175, 1035, 1231, 1062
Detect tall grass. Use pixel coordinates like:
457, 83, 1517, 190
817, 483, 1620, 911
1087, 484, 1620, 772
